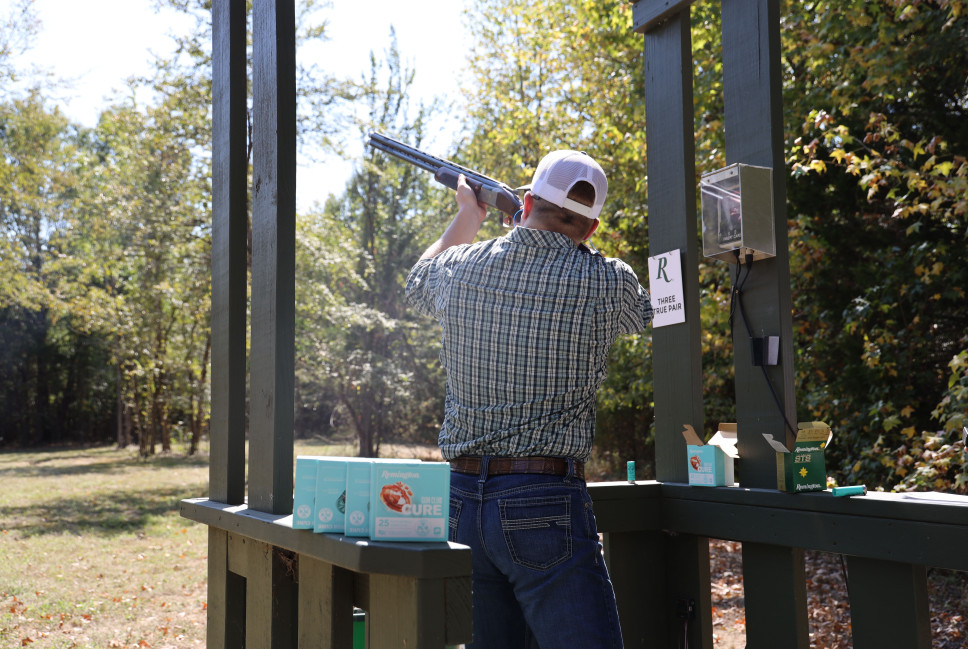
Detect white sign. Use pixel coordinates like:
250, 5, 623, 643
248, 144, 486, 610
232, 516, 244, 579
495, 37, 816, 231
647, 249, 686, 328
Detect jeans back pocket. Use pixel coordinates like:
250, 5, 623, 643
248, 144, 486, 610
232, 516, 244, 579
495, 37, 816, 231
499, 495, 572, 571
448, 496, 462, 543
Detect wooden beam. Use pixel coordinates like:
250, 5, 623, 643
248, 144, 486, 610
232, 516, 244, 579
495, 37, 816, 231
846, 557, 931, 649
665, 534, 713, 649
297, 557, 355, 648
604, 531, 669, 649
443, 576, 474, 646
244, 539, 297, 649
364, 575, 451, 649
206, 528, 246, 649
642, 3, 704, 484
742, 543, 809, 649
632, 0, 696, 33
590, 482, 968, 570
181, 499, 474, 579
209, 0, 247, 506
721, 0, 798, 490
249, 0, 297, 514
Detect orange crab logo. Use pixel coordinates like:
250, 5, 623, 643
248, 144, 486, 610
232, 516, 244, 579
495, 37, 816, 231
379, 481, 414, 513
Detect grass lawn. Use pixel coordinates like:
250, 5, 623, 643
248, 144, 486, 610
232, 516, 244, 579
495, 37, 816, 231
0, 438, 430, 649
0, 444, 211, 648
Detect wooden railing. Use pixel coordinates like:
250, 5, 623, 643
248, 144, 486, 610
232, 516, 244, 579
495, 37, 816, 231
181, 497, 472, 648
589, 481, 968, 649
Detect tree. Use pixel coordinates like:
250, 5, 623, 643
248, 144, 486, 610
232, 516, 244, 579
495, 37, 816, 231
295, 36, 446, 457
0, 88, 110, 446
0, 0, 355, 452
783, 0, 968, 489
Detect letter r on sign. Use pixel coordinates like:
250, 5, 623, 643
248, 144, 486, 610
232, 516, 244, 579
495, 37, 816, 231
656, 256, 671, 283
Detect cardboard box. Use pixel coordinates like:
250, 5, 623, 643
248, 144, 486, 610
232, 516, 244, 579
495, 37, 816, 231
682, 424, 739, 486
763, 422, 833, 493
343, 460, 372, 537
344, 459, 422, 538
314, 458, 365, 534
292, 455, 326, 529
369, 461, 450, 542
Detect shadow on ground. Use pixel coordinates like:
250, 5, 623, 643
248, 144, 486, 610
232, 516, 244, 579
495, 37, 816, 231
0, 483, 206, 538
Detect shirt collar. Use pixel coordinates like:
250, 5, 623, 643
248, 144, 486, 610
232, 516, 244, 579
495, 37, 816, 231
505, 226, 578, 250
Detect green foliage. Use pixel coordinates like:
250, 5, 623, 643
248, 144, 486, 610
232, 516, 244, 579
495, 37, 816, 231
0, 0, 351, 452
784, 0, 968, 490
294, 37, 446, 456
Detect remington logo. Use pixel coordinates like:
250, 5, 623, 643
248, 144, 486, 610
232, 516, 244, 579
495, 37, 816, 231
381, 470, 420, 480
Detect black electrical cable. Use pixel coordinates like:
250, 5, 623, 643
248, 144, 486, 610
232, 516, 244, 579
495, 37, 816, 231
839, 553, 851, 603
731, 252, 798, 438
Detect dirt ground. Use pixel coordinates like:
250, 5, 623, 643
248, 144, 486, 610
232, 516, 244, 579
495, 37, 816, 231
709, 538, 968, 648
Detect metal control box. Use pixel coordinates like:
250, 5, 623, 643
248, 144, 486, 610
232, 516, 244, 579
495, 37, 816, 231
700, 163, 776, 263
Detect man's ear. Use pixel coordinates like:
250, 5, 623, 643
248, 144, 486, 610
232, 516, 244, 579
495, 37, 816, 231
520, 192, 534, 224
584, 218, 599, 240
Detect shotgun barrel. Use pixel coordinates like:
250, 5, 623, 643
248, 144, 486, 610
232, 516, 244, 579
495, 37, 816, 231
366, 132, 524, 226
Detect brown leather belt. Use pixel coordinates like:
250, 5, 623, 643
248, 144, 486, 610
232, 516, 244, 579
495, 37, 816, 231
450, 455, 584, 481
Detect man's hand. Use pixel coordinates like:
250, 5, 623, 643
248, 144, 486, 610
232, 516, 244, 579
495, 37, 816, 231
418, 174, 488, 260
455, 174, 488, 225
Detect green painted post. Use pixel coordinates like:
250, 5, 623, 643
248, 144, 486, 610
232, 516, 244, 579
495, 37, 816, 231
846, 557, 931, 649
635, 0, 704, 484
249, 0, 297, 516
721, 0, 798, 487
633, 3, 709, 647
604, 530, 668, 648
741, 542, 809, 648
209, 2, 248, 646
720, 1, 808, 647
210, 0, 247, 507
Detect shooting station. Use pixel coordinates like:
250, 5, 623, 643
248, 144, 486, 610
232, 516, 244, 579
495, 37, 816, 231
181, 0, 968, 647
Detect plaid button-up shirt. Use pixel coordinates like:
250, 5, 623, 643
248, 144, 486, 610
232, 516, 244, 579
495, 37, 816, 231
406, 227, 653, 462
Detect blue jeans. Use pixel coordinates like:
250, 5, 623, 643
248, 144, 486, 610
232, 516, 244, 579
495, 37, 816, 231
449, 459, 624, 649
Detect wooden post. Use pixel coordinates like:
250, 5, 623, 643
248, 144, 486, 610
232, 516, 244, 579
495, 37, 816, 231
210, 0, 247, 506
209, 2, 248, 646
249, 0, 297, 515
721, 0, 797, 487
720, 2, 808, 647
741, 542, 808, 648
846, 557, 931, 649
206, 528, 246, 649
297, 557, 355, 648
365, 575, 448, 649
636, 0, 704, 485
633, 3, 709, 647
604, 530, 668, 649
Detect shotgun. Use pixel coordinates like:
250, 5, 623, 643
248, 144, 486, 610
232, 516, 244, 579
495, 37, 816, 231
366, 132, 523, 227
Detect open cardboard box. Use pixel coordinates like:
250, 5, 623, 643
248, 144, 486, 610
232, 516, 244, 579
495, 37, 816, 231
763, 421, 833, 493
682, 423, 739, 487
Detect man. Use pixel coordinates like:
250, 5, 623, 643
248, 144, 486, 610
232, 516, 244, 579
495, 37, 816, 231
406, 150, 653, 648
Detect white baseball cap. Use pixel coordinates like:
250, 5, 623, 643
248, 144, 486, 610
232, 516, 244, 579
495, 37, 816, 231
525, 150, 608, 220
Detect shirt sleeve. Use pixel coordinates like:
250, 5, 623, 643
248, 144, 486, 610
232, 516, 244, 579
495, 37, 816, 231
406, 256, 445, 318
616, 264, 654, 335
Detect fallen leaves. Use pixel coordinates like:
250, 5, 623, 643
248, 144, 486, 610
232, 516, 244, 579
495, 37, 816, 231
710, 540, 968, 648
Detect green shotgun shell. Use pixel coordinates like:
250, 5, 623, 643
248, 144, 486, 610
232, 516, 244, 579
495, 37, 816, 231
831, 485, 867, 497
